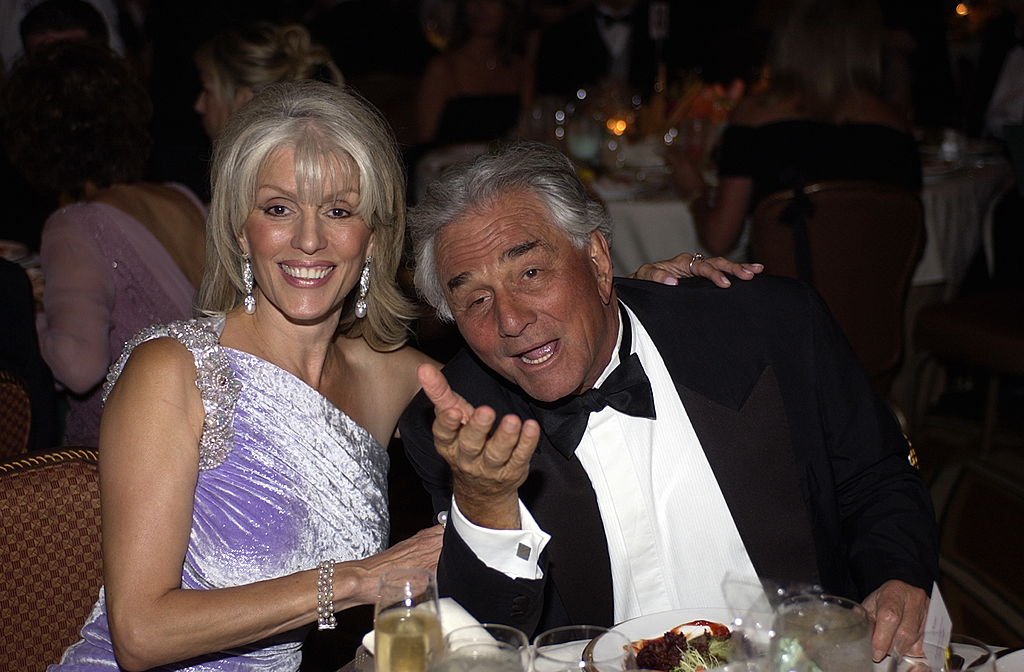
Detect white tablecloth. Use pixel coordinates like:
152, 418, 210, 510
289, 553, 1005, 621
605, 161, 1013, 291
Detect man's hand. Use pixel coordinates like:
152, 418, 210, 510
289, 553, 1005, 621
631, 252, 763, 287
417, 364, 540, 530
862, 580, 929, 662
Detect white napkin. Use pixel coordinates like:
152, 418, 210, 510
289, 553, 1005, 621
361, 597, 482, 655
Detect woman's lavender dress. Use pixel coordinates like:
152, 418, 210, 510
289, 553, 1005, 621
51, 317, 390, 671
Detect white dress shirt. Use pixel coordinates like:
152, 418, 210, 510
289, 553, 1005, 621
450, 303, 761, 622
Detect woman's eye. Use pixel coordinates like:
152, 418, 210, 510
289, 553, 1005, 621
326, 207, 351, 218
263, 204, 289, 216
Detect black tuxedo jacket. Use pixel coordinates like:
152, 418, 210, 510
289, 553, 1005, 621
400, 276, 938, 636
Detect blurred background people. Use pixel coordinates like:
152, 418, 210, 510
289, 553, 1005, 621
194, 21, 344, 140
2, 43, 206, 447
672, 0, 921, 257
0, 0, 122, 72
0, 258, 58, 452
416, 0, 531, 145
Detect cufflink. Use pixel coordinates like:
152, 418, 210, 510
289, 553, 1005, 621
516, 543, 531, 561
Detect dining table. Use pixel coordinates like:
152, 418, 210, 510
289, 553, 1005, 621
599, 159, 1013, 293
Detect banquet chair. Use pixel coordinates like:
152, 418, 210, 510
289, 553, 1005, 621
930, 458, 1024, 646
0, 369, 31, 458
0, 448, 102, 670
751, 181, 925, 396
911, 288, 1024, 457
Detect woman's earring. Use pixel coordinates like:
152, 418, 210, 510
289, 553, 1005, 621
355, 257, 371, 319
242, 255, 256, 314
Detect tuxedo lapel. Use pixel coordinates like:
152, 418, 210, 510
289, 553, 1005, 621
677, 371, 820, 586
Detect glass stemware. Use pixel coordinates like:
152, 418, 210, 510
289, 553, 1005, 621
770, 593, 872, 672
533, 625, 638, 672
887, 634, 998, 671
430, 623, 531, 672
373, 569, 443, 672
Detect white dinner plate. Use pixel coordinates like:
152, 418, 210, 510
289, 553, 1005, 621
999, 648, 1024, 672
601, 608, 898, 671
593, 608, 738, 667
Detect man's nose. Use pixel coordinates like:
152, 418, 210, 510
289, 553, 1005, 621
494, 292, 535, 337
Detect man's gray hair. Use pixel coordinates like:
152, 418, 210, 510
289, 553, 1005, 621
409, 141, 613, 321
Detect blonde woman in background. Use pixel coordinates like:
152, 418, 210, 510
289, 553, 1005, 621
194, 22, 343, 139
671, 0, 922, 256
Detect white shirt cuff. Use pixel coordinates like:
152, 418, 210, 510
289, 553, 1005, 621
449, 497, 551, 580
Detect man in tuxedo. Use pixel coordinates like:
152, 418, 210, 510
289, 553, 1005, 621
400, 141, 938, 662
534, 0, 660, 97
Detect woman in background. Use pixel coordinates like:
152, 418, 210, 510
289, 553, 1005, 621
416, 0, 532, 145
672, 0, 922, 256
2, 43, 206, 446
194, 22, 343, 139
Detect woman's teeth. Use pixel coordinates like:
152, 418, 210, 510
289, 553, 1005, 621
281, 264, 332, 279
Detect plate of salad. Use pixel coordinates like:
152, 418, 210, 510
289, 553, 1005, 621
595, 608, 739, 672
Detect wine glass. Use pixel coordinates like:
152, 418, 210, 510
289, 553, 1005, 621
430, 623, 531, 672
770, 593, 872, 672
374, 568, 443, 672
533, 625, 637, 672
887, 634, 998, 671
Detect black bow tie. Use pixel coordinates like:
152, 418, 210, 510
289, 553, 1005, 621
597, 11, 633, 28
530, 307, 655, 457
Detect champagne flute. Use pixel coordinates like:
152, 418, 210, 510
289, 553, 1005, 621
374, 569, 443, 672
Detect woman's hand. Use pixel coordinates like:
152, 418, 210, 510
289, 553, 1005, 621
631, 252, 764, 287
337, 525, 445, 607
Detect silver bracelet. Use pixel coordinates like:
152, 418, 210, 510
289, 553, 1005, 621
688, 252, 705, 276
317, 559, 337, 630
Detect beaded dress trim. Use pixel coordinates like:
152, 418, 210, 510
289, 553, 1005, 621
103, 317, 239, 470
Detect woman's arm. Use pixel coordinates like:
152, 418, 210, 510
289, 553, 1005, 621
38, 211, 115, 393
667, 151, 754, 257
100, 338, 442, 671
416, 57, 454, 143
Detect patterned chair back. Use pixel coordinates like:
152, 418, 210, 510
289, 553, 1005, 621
0, 370, 31, 458
0, 448, 102, 669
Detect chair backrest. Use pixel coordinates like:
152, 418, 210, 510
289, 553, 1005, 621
930, 459, 1024, 647
751, 181, 925, 394
0, 448, 102, 670
0, 369, 31, 458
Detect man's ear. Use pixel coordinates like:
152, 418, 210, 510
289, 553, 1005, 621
588, 231, 614, 304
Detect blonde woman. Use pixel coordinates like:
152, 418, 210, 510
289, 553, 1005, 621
50, 81, 441, 672
194, 22, 343, 138
671, 0, 922, 256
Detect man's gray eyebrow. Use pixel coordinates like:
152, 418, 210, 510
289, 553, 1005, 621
447, 271, 470, 293
504, 239, 543, 260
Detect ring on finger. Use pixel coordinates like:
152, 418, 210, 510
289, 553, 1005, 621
688, 252, 705, 276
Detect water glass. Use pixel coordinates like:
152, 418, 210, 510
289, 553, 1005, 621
431, 623, 530, 672
374, 569, 443, 672
533, 625, 637, 672
770, 593, 872, 672
887, 634, 998, 671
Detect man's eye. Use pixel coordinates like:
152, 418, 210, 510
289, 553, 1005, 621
524, 268, 540, 279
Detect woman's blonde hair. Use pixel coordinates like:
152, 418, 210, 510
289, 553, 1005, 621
197, 80, 415, 350
767, 0, 884, 117
195, 22, 343, 107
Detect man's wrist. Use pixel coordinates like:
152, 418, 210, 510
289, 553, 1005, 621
453, 489, 521, 529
